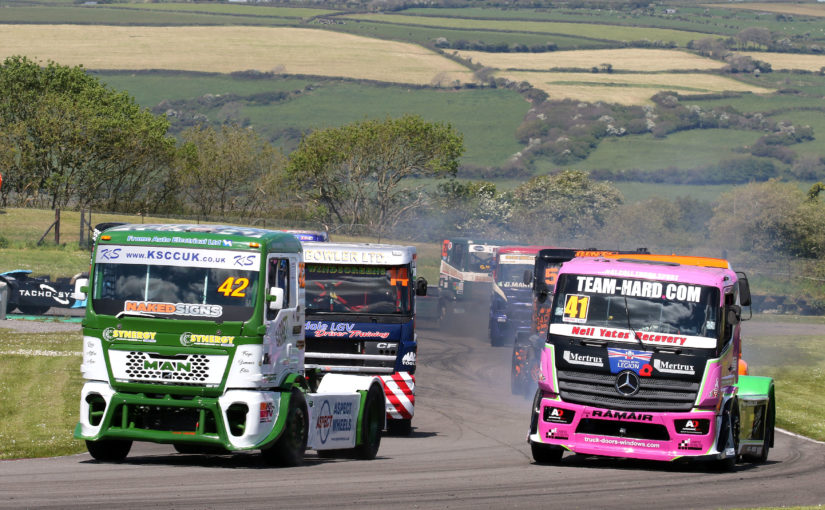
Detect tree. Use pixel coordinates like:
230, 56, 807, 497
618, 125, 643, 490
286, 115, 463, 233
708, 180, 825, 257
0, 55, 176, 211
427, 180, 511, 237
509, 170, 623, 242
176, 124, 286, 220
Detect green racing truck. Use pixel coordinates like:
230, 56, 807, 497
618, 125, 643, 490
74, 224, 385, 465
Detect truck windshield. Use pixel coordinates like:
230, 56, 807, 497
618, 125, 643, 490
551, 274, 720, 339
496, 262, 533, 288
306, 264, 412, 315
91, 246, 260, 321
467, 245, 495, 273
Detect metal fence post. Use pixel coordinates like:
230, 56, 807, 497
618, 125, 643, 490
0, 281, 7, 320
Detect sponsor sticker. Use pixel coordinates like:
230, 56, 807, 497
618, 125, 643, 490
103, 327, 157, 343
607, 348, 653, 376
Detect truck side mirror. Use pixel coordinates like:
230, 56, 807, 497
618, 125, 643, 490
268, 287, 284, 311
74, 279, 89, 300
416, 277, 428, 296
736, 272, 752, 307
523, 269, 533, 285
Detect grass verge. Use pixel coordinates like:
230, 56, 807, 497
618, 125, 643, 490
0, 327, 85, 460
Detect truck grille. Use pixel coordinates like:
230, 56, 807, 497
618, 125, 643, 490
557, 369, 699, 412
109, 350, 228, 386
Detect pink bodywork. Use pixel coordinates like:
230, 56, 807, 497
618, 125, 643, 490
532, 257, 740, 461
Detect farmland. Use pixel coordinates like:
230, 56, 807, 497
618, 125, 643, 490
0, 25, 473, 86
456, 48, 724, 72
0, 0, 824, 199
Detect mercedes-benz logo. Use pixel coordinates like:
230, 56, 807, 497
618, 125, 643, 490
615, 370, 641, 396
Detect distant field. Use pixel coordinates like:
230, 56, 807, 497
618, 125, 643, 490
736, 51, 825, 72
704, 2, 825, 17
343, 13, 715, 47
498, 70, 774, 104
0, 25, 474, 86
569, 129, 762, 172
109, 3, 337, 18
456, 48, 724, 72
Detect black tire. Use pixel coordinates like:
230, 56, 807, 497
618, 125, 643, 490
261, 390, 308, 467
387, 418, 411, 436
85, 439, 132, 462
354, 384, 384, 460
531, 441, 564, 464
19, 305, 50, 315
711, 398, 740, 472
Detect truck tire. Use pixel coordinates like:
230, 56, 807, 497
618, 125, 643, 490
85, 439, 132, 462
387, 418, 411, 436
354, 384, 384, 460
531, 442, 564, 464
261, 389, 308, 467
711, 398, 740, 472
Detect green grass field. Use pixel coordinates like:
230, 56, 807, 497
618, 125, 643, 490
96, 73, 527, 167
0, 327, 84, 460
343, 13, 713, 47
566, 128, 763, 173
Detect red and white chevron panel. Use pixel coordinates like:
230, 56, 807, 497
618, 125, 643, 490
380, 372, 415, 420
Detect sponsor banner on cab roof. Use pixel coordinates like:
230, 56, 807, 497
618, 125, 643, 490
499, 254, 535, 264
303, 246, 411, 266
550, 323, 716, 349
95, 245, 260, 271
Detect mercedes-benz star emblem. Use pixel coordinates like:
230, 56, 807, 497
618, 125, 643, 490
615, 370, 641, 396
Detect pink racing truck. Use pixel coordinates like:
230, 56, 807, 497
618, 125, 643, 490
528, 256, 775, 470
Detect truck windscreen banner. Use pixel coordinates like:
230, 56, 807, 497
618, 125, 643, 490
95, 245, 260, 271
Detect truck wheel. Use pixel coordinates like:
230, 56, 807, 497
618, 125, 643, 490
531, 442, 563, 464
354, 384, 384, 460
262, 389, 308, 467
387, 418, 411, 436
85, 439, 132, 462
711, 398, 740, 472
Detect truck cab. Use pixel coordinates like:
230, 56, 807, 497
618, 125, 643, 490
527, 256, 775, 469
74, 224, 385, 464
302, 242, 426, 435
489, 246, 551, 347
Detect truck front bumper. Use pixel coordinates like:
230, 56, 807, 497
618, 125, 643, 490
529, 396, 729, 463
74, 381, 287, 451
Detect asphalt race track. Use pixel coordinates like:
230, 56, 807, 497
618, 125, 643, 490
1, 320, 825, 509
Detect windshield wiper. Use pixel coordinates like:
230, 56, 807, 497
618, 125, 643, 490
624, 296, 646, 350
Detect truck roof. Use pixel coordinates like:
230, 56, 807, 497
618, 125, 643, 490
559, 257, 736, 289
98, 223, 302, 252
303, 242, 416, 266
602, 253, 731, 269
497, 245, 554, 256
446, 237, 522, 246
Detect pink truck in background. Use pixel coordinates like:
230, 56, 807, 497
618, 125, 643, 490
528, 256, 775, 470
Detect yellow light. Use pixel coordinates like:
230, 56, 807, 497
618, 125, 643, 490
101, 235, 111, 241
249, 242, 260, 248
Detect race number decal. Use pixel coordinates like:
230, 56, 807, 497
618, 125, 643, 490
544, 267, 559, 286
217, 277, 249, 297
563, 294, 590, 323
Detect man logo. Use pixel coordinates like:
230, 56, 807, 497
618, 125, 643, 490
615, 370, 641, 396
